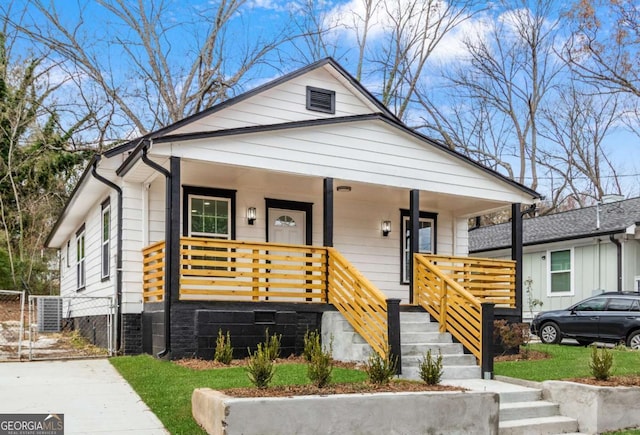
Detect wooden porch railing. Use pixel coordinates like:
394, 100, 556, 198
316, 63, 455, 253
178, 238, 327, 301
413, 254, 516, 363
326, 248, 389, 358
142, 241, 166, 302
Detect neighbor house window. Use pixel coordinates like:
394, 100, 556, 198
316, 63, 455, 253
101, 199, 111, 280
548, 249, 573, 295
76, 225, 86, 290
401, 210, 437, 284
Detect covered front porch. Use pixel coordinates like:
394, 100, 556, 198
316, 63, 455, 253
142, 236, 517, 373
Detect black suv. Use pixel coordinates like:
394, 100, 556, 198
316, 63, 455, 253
530, 292, 640, 348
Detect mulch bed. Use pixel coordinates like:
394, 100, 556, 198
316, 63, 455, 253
174, 355, 465, 398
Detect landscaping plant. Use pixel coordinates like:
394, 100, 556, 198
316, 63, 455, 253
246, 343, 275, 388
494, 319, 530, 357
263, 328, 281, 361
214, 329, 233, 364
306, 337, 333, 388
419, 349, 443, 385
303, 329, 321, 362
364, 348, 397, 385
590, 345, 614, 381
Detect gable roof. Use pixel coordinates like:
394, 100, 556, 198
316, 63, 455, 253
469, 197, 640, 252
104, 58, 397, 159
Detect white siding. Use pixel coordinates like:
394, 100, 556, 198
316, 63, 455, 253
159, 120, 531, 205
172, 67, 376, 134
121, 181, 144, 314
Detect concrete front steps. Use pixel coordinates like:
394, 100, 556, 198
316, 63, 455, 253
444, 379, 580, 435
398, 311, 481, 380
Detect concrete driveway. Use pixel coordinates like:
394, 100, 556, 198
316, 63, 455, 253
0, 359, 168, 434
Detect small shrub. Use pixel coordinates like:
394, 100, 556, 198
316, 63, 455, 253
494, 320, 530, 356
419, 349, 443, 385
364, 348, 397, 385
246, 343, 275, 388
307, 338, 333, 388
214, 329, 233, 364
589, 345, 614, 381
263, 328, 281, 361
303, 329, 321, 362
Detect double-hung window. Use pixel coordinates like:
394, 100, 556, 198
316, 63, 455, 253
76, 225, 86, 290
183, 187, 236, 272
548, 249, 573, 295
101, 199, 111, 280
401, 210, 437, 284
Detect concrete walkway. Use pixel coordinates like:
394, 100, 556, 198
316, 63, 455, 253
0, 359, 168, 434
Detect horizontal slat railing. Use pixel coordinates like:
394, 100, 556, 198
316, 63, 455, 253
418, 255, 516, 307
142, 240, 166, 302
327, 248, 388, 357
178, 237, 327, 302
414, 254, 483, 360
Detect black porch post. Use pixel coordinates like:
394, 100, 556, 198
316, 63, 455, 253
323, 178, 334, 247
386, 298, 402, 375
481, 302, 495, 379
409, 190, 420, 304
170, 157, 181, 305
511, 203, 523, 322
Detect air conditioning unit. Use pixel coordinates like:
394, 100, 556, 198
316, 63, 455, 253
37, 298, 62, 332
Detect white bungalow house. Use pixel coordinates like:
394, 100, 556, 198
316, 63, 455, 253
469, 196, 640, 321
45, 58, 539, 372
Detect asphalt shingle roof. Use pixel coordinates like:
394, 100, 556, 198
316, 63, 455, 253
469, 197, 640, 252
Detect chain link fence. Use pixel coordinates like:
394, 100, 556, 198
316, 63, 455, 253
27, 295, 115, 360
0, 290, 26, 361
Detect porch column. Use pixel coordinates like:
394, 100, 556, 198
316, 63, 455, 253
323, 178, 333, 247
511, 203, 523, 321
387, 298, 402, 375
409, 190, 420, 304
481, 302, 495, 379
170, 157, 181, 304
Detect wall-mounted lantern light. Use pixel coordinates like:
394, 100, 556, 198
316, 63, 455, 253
247, 207, 257, 225
382, 220, 391, 237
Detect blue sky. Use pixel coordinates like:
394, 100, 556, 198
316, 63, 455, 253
8, 0, 640, 199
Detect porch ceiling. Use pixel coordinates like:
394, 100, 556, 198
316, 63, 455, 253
123, 157, 518, 217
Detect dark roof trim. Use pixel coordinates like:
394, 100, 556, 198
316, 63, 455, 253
121, 111, 539, 200
153, 113, 385, 143
469, 228, 626, 254
116, 139, 149, 176
45, 154, 100, 247
106, 57, 398, 159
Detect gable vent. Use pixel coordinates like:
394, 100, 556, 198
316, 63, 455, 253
306, 86, 335, 114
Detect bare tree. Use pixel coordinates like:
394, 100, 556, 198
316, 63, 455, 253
564, 0, 640, 97
6, 0, 287, 140
420, 0, 565, 191
539, 82, 623, 209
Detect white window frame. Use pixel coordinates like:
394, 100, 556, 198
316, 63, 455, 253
402, 215, 435, 284
76, 228, 86, 291
101, 202, 111, 280
546, 248, 574, 296
188, 194, 231, 239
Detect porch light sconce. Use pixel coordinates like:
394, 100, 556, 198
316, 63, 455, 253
382, 220, 392, 237
336, 185, 351, 192
247, 207, 257, 225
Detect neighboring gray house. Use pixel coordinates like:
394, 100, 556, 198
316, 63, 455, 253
470, 196, 640, 319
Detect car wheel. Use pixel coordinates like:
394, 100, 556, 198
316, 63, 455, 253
539, 322, 561, 344
627, 331, 640, 350
576, 340, 593, 346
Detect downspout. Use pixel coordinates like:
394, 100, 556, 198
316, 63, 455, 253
610, 235, 622, 292
91, 156, 123, 354
140, 142, 172, 358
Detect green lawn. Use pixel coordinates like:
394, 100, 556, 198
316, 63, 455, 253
110, 355, 367, 435
495, 343, 640, 381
